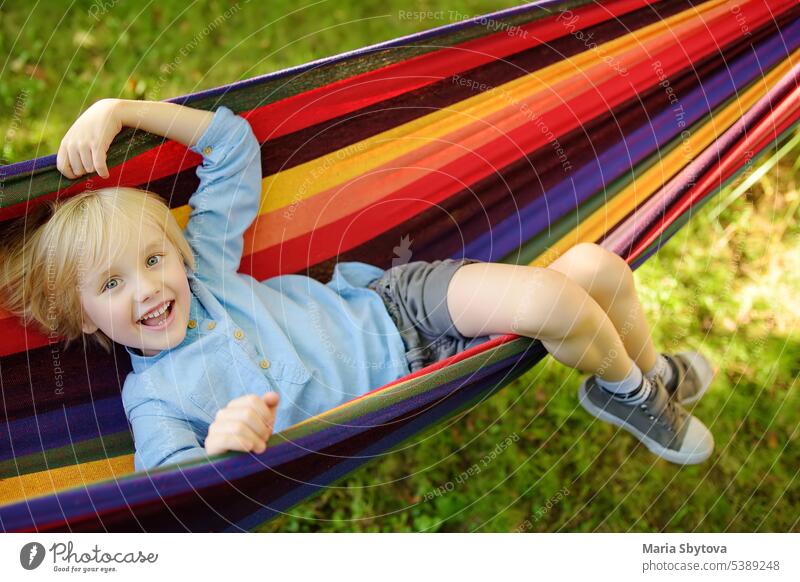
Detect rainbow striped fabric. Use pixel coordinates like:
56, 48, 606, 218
1, 0, 798, 531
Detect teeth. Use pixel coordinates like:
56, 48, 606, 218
140, 301, 171, 322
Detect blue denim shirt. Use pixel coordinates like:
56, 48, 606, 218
122, 106, 410, 471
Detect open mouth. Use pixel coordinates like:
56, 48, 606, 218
137, 300, 175, 329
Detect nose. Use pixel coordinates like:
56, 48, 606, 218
134, 270, 162, 305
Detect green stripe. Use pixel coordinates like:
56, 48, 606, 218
0, 431, 134, 479
635, 120, 800, 260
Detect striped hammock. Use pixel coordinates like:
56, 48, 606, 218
1, 0, 798, 532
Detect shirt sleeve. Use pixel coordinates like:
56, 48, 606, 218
183, 105, 263, 284
128, 398, 212, 471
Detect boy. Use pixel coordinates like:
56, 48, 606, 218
1, 98, 715, 469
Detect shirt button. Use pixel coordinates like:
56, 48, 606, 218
187, 319, 197, 329
259, 359, 270, 369
202, 146, 213, 155
207, 321, 216, 330
233, 329, 244, 340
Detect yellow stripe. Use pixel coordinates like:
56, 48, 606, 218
58, 53, 785, 506
0, 455, 134, 506
169, 0, 733, 237
257, 0, 730, 214
172, 204, 191, 230
532, 52, 799, 267
277, 39, 798, 432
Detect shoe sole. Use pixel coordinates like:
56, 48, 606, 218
676, 351, 718, 406
578, 381, 711, 465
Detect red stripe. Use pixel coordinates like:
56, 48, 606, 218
360, 335, 518, 396
0, 319, 48, 355
244, 0, 788, 280
0, 0, 654, 223
0, 0, 785, 354
245, 0, 655, 140
628, 86, 800, 262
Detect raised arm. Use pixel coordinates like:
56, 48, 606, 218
57, 98, 214, 179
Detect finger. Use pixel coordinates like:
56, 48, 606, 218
57, 143, 76, 179
92, 146, 109, 179
262, 391, 280, 409
212, 420, 266, 453
216, 406, 270, 441
205, 431, 253, 457
208, 420, 260, 452
68, 146, 87, 177
78, 144, 95, 175
228, 394, 272, 427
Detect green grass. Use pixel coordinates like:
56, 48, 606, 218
2, 1, 798, 532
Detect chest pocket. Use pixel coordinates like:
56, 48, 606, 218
188, 331, 311, 423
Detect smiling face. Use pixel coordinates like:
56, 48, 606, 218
78, 221, 191, 357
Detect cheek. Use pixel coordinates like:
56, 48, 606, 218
80, 297, 115, 332
175, 271, 191, 310
79, 296, 98, 320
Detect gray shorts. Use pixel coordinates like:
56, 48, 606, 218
367, 258, 493, 373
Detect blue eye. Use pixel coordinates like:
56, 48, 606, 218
100, 254, 163, 293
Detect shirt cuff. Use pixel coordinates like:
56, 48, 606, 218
189, 105, 241, 158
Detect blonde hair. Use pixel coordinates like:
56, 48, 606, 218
0, 187, 195, 353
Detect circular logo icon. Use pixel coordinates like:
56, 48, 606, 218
20, 542, 46, 570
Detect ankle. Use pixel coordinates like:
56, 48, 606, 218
595, 363, 644, 399
644, 353, 675, 388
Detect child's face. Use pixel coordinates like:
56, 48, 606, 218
78, 222, 191, 357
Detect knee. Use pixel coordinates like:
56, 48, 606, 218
558, 243, 634, 300
512, 268, 599, 340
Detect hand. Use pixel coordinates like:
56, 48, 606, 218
57, 98, 122, 180
204, 392, 280, 456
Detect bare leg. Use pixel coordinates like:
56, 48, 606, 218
545, 243, 658, 373
448, 246, 717, 466
446, 260, 634, 382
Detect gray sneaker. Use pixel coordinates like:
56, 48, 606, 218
578, 374, 714, 465
661, 352, 717, 405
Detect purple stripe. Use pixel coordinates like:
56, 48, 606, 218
0, 398, 129, 462
461, 19, 800, 262
602, 61, 800, 255
0, 0, 574, 180
627, 118, 800, 270
0, 344, 536, 531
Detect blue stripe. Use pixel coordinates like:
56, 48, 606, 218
0, 398, 130, 462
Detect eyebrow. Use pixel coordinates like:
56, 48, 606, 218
92, 242, 166, 288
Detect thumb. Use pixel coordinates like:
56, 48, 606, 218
262, 391, 280, 408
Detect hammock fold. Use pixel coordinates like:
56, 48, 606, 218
1, 0, 798, 531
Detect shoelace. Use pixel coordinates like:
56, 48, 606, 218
642, 376, 684, 433
660, 399, 684, 433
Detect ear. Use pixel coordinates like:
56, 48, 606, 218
80, 307, 98, 334
82, 321, 99, 334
